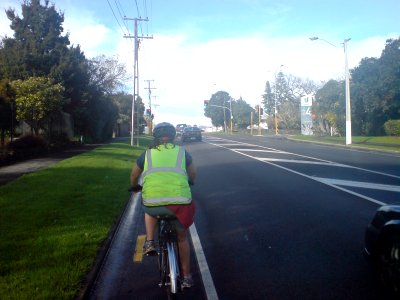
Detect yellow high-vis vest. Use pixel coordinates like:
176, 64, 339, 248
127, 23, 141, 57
142, 145, 192, 207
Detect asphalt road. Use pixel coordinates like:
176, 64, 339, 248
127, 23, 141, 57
88, 134, 399, 299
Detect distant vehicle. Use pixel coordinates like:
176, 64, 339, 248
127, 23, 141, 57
176, 124, 187, 134
364, 204, 400, 296
181, 126, 202, 142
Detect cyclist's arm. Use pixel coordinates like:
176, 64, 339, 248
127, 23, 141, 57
187, 162, 196, 183
130, 164, 143, 187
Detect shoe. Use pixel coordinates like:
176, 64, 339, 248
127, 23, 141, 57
181, 275, 193, 289
143, 240, 157, 256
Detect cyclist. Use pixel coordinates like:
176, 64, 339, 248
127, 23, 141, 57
130, 122, 196, 289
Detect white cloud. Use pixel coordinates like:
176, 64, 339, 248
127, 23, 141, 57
0, 1, 17, 38
64, 21, 112, 57
119, 32, 396, 126
1, 0, 397, 127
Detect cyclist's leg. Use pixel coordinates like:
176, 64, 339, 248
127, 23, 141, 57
177, 229, 190, 277
144, 213, 157, 240
143, 206, 172, 240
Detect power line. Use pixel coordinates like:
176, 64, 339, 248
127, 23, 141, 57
114, 0, 132, 36
134, 0, 141, 17
134, 0, 145, 36
106, 0, 127, 35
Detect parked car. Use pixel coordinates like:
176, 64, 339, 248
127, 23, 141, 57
364, 204, 400, 296
181, 126, 202, 142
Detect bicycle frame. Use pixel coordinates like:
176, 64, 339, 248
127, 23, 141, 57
157, 216, 181, 296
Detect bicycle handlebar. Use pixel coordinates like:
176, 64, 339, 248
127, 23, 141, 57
128, 185, 142, 192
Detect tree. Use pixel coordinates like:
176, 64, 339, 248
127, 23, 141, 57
314, 79, 345, 135
113, 92, 133, 125
232, 97, 254, 129
351, 38, 400, 135
135, 96, 146, 134
52, 45, 90, 137
81, 55, 130, 141
0, 80, 16, 146
262, 81, 274, 116
87, 55, 129, 94
11, 76, 65, 135
1, 0, 70, 80
263, 72, 317, 131
204, 91, 233, 130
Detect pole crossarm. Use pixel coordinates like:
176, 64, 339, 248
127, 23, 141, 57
209, 104, 232, 114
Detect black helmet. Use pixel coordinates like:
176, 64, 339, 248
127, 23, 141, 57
153, 122, 176, 141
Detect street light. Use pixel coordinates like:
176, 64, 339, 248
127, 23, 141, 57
309, 36, 352, 145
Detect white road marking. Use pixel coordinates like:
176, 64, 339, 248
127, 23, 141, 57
231, 148, 287, 154
207, 137, 400, 179
131, 193, 218, 298
205, 139, 399, 206
315, 178, 400, 193
256, 157, 348, 167
189, 224, 219, 300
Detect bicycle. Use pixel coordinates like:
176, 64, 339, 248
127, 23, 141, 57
129, 185, 182, 299
157, 215, 181, 299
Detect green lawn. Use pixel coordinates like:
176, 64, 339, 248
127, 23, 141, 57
288, 135, 400, 151
0, 137, 152, 299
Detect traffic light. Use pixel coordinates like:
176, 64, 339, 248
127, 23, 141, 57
204, 100, 209, 107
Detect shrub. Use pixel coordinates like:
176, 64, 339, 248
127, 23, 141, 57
384, 120, 400, 136
7, 135, 49, 160
47, 132, 71, 149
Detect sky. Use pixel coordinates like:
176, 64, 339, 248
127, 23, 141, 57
0, 0, 399, 127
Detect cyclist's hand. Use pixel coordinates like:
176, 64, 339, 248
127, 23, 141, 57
128, 185, 142, 192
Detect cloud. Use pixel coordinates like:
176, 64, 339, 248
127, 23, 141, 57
1, 0, 397, 127
0, 1, 18, 38
64, 20, 112, 57
118, 32, 396, 126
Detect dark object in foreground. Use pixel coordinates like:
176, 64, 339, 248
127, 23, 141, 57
365, 204, 400, 297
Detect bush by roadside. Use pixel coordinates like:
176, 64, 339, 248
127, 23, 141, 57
0, 134, 82, 167
384, 120, 400, 136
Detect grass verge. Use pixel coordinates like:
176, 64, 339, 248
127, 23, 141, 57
0, 137, 152, 299
288, 135, 400, 152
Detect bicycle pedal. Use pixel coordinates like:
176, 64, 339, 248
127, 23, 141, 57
145, 250, 158, 256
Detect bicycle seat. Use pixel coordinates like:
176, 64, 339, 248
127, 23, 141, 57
156, 215, 177, 221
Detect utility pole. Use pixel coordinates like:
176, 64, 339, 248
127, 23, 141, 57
343, 38, 352, 145
144, 80, 156, 134
124, 17, 153, 146
258, 105, 262, 135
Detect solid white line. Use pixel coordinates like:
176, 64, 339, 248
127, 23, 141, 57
189, 224, 219, 300
316, 178, 400, 193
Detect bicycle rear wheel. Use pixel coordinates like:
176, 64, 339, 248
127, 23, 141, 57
158, 249, 168, 287
167, 241, 180, 295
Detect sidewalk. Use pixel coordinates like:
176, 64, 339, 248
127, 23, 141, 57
0, 144, 100, 186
